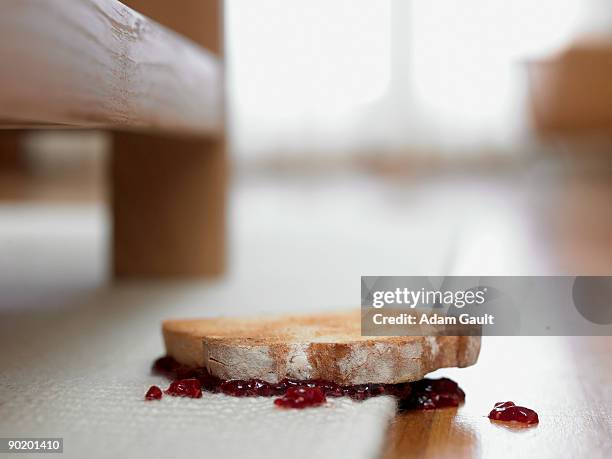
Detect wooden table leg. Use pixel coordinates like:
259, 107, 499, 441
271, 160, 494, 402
110, 0, 225, 279
111, 133, 226, 278
0, 131, 24, 172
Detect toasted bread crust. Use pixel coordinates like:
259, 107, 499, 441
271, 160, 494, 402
163, 311, 481, 385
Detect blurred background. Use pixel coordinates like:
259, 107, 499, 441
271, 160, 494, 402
3, 0, 612, 311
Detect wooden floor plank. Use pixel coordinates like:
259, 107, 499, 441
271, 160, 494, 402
382, 336, 612, 459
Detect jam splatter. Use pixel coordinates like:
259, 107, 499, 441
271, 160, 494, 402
220, 379, 275, 397
274, 387, 327, 409
144, 385, 163, 401
401, 377, 466, 410
165, 378, 203, 398
488, 401, 539, 425
150, 356, 467, 410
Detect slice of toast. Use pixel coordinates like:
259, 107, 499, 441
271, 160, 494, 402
163, 310, 481, 385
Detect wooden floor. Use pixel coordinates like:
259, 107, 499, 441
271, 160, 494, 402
383, 336, 612, 459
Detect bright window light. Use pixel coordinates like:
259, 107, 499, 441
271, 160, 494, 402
410, 0, 583, 130
227, 0, 391, 121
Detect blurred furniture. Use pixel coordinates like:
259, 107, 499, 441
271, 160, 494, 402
528, 38, 612, 136
0, 132, 24, 171
0, 0, 226, 279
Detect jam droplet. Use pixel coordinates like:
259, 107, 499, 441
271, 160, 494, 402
400, 377, 466, 410
345, 383, 387, 400
145, 385, 163, 401
152, 356, 178, 375
165, 379, 203, 398
274, 387, 327, 409
488, 401, 539, 425
152, 356, 196, 380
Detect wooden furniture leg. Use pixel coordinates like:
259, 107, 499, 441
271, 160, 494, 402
110, 0, 225, 279
1, 1, 224, 276
0, 131, 24, 173
111, 133, 226, 278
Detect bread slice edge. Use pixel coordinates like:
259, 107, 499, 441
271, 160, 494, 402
163, 319, 481, 385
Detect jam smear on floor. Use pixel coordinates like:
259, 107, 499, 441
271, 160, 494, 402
150, 356, 466, 410
144, 385, 163, 401
488, 401, 539, 425
400, 377, 466, 410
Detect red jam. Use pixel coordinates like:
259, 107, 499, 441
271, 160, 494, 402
151, 356, 465, 410
165, 378, 203, 398
145, 385, 163, 401
488, 401, 539, 425
274, 387, 327, 409
400, 377, 466, 410
220, 379, 275, 397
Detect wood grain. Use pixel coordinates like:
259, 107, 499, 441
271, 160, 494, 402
0, 0, 222, 137
382, 336, 612, 459
111, 132, 226, 278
